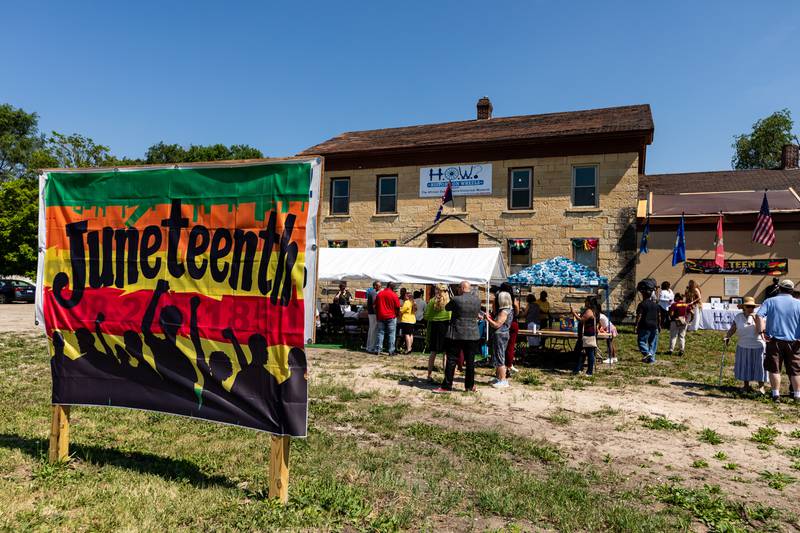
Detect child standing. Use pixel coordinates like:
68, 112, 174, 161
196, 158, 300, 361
668, 293, 688, 356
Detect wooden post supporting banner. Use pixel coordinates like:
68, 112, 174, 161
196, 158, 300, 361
48, 405, 70, 463
268, 435, 290, 503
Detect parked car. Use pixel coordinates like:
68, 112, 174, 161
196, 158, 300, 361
0, 279, 35, 303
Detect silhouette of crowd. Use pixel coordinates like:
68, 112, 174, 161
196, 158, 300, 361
50, 279, 307, 435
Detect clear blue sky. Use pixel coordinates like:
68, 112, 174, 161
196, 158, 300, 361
3, 1, 799, 174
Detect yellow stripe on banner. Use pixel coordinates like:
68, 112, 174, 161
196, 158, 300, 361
43, 247, 306, 301
50, 330, 293, 388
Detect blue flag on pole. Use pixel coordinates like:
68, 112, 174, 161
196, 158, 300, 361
672, 214, 686, 266
639, 217, 650, 254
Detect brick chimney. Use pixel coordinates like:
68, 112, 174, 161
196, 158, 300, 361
476, 96, 493, 120
780, 143, 799, 169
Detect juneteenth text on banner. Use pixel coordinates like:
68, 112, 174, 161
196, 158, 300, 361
53, 199, 300, 309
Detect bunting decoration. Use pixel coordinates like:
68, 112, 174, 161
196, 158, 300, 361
509, 239, 531, 252
375, 239, 397, 248
572, 238, 598, 251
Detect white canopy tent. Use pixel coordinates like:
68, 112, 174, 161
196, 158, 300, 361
318, 247, 507, 285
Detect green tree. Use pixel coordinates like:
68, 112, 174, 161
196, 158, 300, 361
0, 104, 46, 181
145, 142, 263, 164
732, 109, 799, 169
0, 178, 38, 276
41, 131, 115, 168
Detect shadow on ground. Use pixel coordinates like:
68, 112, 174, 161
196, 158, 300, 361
0, 433, 238, 489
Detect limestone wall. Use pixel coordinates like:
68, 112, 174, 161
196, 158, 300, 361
318, 153, 640, 317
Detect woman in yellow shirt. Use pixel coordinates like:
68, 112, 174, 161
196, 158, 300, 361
399, 291, 417, 354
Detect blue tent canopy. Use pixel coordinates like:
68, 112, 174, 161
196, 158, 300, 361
507, 256, 608, 287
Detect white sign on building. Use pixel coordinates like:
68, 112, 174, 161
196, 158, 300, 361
419, 163, 492, 197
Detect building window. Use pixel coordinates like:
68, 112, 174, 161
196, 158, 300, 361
328, 240, 348, 248
508, 239, 531, 273
572, 238, 599, 271
330, 178, 350, 215
572, 165, 598, 207
376, 175, 397, 213
375, 239, 396, 247
508, 168, 533, 210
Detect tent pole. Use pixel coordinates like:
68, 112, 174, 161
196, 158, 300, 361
486, 284, 490, 342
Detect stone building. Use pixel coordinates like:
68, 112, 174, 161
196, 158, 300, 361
299, 98, 654, 315
637, 144, 800, 301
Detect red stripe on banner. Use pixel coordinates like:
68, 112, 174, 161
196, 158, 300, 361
43, 287, 304, 347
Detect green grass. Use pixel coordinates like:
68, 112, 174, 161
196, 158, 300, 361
723, 463, 738, 471
750, 426, 781, 445
789, 429, 800, 439
1, 329, 796, 531
638, 415, 688, 432
729, 420, 748, 427
653, 484, 778, 532
692, 459, 709, 469
698, 428, 723, 445
758, 471, 796, 491
713, 451, 728, 460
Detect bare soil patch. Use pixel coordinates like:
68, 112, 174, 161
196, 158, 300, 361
309, 347, 800, 514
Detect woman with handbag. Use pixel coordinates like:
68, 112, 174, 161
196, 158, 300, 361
572, 296, 600, 376
668, 293, 689, 355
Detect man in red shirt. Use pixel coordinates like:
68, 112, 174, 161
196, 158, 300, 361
373, 282, 400, 355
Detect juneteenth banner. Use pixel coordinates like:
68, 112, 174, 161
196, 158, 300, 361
684, 258, 788, 276
35, 159, 321, 436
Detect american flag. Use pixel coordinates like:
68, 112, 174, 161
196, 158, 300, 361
752, 192, 775, 246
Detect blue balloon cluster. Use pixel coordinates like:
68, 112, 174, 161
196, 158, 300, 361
507, 256, 608, 287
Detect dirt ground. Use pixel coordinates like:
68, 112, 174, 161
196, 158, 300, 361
309, 347, 800, 513
0, 303, 38, 333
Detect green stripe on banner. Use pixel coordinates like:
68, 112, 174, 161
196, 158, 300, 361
45, 163, 311, 225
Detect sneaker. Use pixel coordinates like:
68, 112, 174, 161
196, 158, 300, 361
489, 377, 499, 384
611, 357, 618, 363
772, 395, 781, 403
491, 380, 510, 389
678, 351, 685, 356
432, 387, 451, 394
508, 366, 519, 376
602, 358, 613, 364
465, 386, 477, 393
645, 358, 656, 364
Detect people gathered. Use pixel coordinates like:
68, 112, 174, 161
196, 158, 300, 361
329, 274, 800, 400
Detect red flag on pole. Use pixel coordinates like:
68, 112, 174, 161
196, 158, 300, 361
714, 214, 725, 269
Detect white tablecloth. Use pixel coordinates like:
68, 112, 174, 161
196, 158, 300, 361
688, 305, 741, 331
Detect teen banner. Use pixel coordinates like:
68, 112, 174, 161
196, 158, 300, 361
35, 159, 321, 436
684, 258, 788, 275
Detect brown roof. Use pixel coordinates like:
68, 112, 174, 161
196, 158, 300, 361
299, 104, 653, 156
647, 190, 800, 217
640, 168, 800, 197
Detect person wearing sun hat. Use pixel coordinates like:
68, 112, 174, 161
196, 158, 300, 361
724, 296, 767, 393
755, 279, 800, 402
